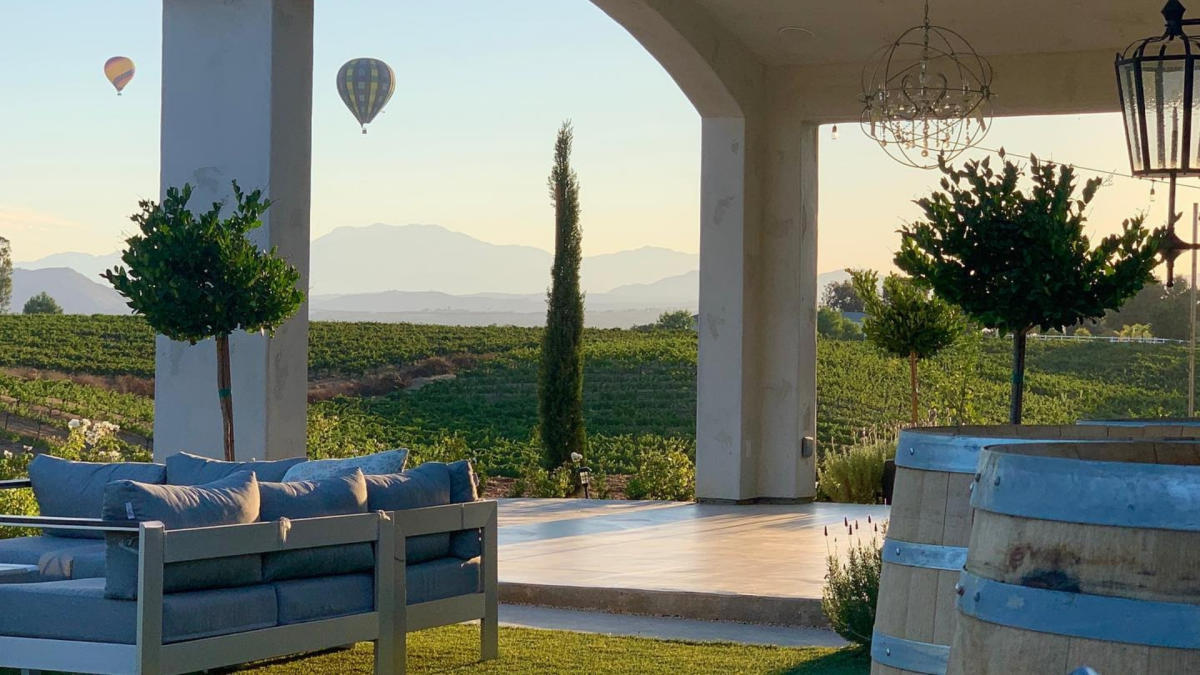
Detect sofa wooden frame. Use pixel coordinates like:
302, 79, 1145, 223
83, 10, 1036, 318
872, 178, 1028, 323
0, 479, 500, 675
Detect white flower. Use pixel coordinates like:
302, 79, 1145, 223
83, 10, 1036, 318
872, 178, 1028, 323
68, 419, 82, 430
570, 452, 583, 463
1, 450, 11, 460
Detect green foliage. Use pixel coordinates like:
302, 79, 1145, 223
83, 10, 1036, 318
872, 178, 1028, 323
898, 154, 1161, 421
822, 531, 883, 648
821, 278, 864, 313
625, 448, 695, 501
0, 238, 12, 314
817, 307, 863, 341
817, 435, 895, 504
1100, 277, 1192, 339
539, 123, 587, 469
22, 292, 61, 315
512, 463, 574, 498
851, 270, 961, 361
1117, 323, 1154, 339
103, 183, 304, 344
1074, 326, 1092, 337
653, 310, 694, 331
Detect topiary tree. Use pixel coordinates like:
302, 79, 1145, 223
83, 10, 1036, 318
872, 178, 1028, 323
897, 154, 1161, 423
539, 122, 587, 469
22, 292, 62, 315
851, 269, 962, 424
103, 182, 304, 461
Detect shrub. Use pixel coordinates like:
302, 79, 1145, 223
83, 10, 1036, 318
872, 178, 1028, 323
818, 436, 895, 504
626, 449, 694, 501
512, 464, 574, 498
818, 307, 864, 341
822, 529, 884, 648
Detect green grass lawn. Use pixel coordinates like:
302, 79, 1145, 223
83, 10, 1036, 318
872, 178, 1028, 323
0, 626, 868, 675
235, 625, 869, 674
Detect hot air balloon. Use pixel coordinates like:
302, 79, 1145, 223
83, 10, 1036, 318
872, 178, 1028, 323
336, 58, 395, 134
104, 56, 135, 95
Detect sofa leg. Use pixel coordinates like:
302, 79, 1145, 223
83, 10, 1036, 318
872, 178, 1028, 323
481, 611, 498, 662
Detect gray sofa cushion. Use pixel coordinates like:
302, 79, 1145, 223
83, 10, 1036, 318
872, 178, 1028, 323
407, 556, 481, 605
29, 454, 167, 539
365, 463, 452, 564
273, 573, 374, 625
258, 470, 368, 521
0, 577, 277, 644
101, 472, 262, 600
0, 535, 103, 583
447, 460, 482, 559
258, 469, 372, 582
281, 449, 408, 483
165, 451, 304, 485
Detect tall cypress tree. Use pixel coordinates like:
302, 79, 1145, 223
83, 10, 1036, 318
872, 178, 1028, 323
0, 238, 11, 314
539, 122, 587, 468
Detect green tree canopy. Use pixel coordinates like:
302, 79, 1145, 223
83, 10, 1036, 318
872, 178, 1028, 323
22, 292, 62, 315
821, 278, 864, 313
851, 269, 962, 423
896, 155, 1161, 422
0, 238, 12, 313
103, 182, 304, 460
539, 122, 587, 470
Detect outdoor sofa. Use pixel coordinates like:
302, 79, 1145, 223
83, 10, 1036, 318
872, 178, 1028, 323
0, 450, 498, 674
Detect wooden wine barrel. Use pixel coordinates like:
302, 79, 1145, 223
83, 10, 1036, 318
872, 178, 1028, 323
871, 424, 1200, 675
948, 440, 1200, 675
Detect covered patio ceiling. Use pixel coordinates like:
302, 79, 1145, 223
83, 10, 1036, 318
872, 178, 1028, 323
602, 0, 1171, 120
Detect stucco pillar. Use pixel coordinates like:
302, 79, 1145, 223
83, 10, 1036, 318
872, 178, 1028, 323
154, 0, 313, 461
696, 114, 818, 502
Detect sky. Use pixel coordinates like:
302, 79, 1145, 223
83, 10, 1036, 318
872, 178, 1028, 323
0, 1, 1182, 276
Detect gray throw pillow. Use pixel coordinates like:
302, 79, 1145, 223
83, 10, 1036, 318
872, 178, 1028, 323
280, 448, 408, 483
28, 454, 167, 539
102, 471, 262, 600
258, 469, 368, 522
165, 451, 305, 485
365, 462, 452, 564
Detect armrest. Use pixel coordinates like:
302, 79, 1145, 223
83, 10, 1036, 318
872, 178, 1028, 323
388, 500, 497, 537
0, 478, 31, 490
0, 514, 141, 533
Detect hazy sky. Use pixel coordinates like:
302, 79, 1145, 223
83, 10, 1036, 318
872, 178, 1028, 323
0, 1, 1183, 276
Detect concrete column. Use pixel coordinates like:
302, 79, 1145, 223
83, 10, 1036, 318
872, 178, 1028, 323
155, 0, 313, 461
695, 113, 818, 502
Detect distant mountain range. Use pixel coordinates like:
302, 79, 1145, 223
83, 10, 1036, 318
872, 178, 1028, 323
13, 224, 852, 326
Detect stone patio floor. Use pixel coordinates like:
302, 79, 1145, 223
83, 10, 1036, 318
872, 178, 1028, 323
495, 498, 891, 626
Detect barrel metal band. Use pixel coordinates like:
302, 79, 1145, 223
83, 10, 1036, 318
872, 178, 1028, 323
871, 631, 949, 674
957, 570, 1200, 649
972, 450, 1200, 531
882, 538, 966, 571
895, 431, 1044, 474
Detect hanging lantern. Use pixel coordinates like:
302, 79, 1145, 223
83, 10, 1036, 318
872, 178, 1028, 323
860, 0, 994, 169
1117, 0, 1200, 283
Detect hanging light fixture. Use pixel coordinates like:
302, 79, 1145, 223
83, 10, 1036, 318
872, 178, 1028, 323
1117, 0, 1200, 284
860, 0, 994, 169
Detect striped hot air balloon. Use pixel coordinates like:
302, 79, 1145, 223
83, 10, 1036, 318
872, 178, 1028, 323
336, 58, 395, 134
104, 56, 135, 95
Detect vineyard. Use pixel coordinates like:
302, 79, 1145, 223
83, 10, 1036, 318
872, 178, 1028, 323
0, 315, 1192, 480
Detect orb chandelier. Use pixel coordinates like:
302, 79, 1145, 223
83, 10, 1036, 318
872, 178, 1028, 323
860, 0, 994, 169
1117, 0, 1200, 284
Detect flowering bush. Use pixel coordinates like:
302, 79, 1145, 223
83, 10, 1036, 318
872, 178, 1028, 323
61, 418, 137, 463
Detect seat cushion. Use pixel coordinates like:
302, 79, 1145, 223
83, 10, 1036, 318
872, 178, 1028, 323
0, 536, 104, 582
281, 449, 408, 483
165, 451, 305, 486
273, 573, 374, 625
365, 463, 452, 564
101, 472, 263, 600
0, 577, 277, 644
29, 454, 167, 539
407, 556, 481, 605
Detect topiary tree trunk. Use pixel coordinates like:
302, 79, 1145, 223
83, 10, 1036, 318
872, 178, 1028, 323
215, 334, 235, 461
1009, 329, 1028, 424
538, 122, 587, 469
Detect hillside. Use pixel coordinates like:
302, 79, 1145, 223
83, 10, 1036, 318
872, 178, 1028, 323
0, 316, 1190, 478
12, 268, 129, 314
